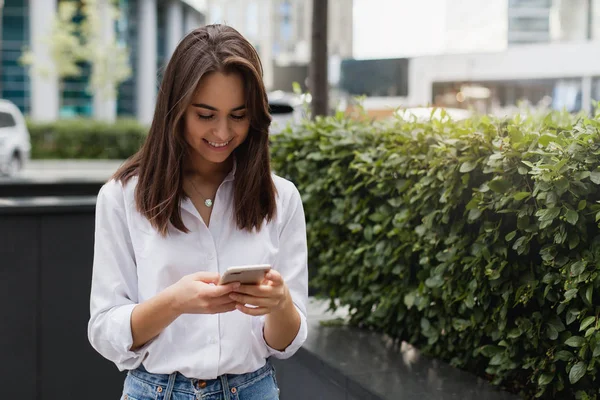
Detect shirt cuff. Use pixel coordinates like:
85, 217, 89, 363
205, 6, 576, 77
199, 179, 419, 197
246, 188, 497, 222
108, 303, 153, 365
255, 304, 308, 359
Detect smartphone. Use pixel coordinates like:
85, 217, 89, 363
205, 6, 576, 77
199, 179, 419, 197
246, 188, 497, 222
219, 264, 272, 285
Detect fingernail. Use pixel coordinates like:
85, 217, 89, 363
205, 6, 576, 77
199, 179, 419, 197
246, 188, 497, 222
233, 283, 241, 289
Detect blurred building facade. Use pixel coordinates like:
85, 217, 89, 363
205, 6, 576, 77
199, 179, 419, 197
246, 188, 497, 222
351, 0, 600, 117
1, 0, 205, 123
206, 0, 353, 92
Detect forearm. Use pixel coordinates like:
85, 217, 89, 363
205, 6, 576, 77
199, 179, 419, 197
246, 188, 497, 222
263, 291, 301, 351
130, 288, 181, 350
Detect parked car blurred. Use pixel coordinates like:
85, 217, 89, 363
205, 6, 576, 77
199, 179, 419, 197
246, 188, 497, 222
0, 99, 31, 177
396, 107, 472, 121
268, 91, 307, 134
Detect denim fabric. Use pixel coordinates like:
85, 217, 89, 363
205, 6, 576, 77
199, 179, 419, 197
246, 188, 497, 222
120, 361, 279, 400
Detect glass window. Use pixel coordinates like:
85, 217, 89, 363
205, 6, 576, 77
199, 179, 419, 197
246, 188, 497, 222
0, 111, 17, 128
1, 1, 30, 115
509, 16, 550, 32
432, 78, 583, 116
592, 78, 600, 111
117, 0, 137, 117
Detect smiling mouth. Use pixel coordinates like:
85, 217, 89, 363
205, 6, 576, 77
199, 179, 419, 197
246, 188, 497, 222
204, 139, 232, 148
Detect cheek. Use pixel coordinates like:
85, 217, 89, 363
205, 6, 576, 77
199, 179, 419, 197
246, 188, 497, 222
235, 121, 251, 139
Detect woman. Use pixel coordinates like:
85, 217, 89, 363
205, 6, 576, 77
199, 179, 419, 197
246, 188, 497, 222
88, 24, 308, 400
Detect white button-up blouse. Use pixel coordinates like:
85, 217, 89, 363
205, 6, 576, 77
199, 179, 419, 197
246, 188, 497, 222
87, 168, 308, 379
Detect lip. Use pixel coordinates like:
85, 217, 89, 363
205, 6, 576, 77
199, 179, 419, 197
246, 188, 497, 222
203, 138, 233, 152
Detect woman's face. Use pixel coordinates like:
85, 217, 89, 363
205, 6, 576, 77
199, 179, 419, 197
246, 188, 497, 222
184, 71, 250, 166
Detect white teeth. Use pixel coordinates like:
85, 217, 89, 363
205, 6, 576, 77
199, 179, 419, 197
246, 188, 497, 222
207, 140, 230, 148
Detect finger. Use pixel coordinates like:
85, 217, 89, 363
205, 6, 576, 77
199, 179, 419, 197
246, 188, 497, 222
235, 303, 270, 316
209, 302, 237, 314
212, 294, 239, 306
265, 270, 284, 285
190, 271, 220, 284
207, 282, 241, 297
234, 284, 272, 296
229, 293, 278, 308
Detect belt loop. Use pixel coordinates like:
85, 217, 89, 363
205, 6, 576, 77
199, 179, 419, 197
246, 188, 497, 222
163, 372, 177, 400
220, 374, 231, 400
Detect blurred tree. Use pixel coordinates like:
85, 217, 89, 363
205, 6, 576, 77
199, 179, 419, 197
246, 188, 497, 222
20, 0, 131, 121
309, 0, 328, 118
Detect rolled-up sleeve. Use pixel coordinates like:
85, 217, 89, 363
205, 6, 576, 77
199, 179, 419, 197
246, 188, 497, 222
253, 182, 309, 359
87, 180, 148, 370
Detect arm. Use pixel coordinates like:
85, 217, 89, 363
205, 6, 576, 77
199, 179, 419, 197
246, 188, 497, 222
87, 180, 149, 370
232, 183, 309, 358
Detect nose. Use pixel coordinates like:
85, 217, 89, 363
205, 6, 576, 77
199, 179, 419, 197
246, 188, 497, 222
213, 118, 230, 141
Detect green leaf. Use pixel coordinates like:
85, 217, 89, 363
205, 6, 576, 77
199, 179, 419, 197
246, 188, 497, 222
480, 345, 503, 357
404, 292, 416, 309
569, 361, 588, 384
578, 200, 587, 210
369, 213, 386, 222
459, 161, 477, 173
564, 336, 586, 347
564, 288, 578, 301
593, 343, 600, 358
489, 352, 506, 366
585, 285, 593, 304
546, 323, 559, 340
568, 234, 580, 250
565, 209, 579, 225
425, 275, 444, 288
580, 316, 596, 331
554, 350, 574, 361
570, 261, 586, 277
513, 192, 531, 201
505, 231, 517, 241
538, 373, 554, 386
452, 318, 471, 331
555, 177, 570, 192
488, 178, 511, 194
538, 207, 561, 222
590, 170, 600, 184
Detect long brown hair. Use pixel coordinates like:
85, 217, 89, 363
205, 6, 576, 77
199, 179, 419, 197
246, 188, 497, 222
113, 24, 276, 235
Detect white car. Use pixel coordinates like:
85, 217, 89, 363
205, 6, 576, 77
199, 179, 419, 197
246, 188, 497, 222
0, 99, 31, 176
268, 91, 307, 134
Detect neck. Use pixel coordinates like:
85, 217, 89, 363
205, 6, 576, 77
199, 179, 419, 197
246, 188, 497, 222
184, 155, 233, 184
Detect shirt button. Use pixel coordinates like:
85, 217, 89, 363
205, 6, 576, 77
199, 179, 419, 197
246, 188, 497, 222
231, 387, 237, 394
207, 253, 215, 260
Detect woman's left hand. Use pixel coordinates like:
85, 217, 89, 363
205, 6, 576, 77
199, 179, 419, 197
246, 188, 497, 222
229, 270, 291, 316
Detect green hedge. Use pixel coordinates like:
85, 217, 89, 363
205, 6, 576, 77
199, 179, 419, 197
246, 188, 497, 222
270, 110, 600, 399
28, 118, 147, 159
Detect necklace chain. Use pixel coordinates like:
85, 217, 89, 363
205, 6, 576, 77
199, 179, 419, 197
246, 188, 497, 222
189, 178, 214, 208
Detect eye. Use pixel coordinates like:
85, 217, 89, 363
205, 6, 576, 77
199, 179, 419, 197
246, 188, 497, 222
197, 114, 214, 120
230, 114, 247, 121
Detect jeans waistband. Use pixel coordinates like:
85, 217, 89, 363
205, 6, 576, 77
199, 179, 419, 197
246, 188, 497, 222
129, 361, 274, 395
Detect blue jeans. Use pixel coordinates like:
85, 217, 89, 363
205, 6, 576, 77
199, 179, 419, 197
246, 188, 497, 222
121, 361, 280, 400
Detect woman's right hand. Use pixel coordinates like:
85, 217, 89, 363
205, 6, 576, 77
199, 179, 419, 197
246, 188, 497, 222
166, 271, 240, 315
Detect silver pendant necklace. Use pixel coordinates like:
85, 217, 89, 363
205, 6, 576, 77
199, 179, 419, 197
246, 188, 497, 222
190, 178, 214, 208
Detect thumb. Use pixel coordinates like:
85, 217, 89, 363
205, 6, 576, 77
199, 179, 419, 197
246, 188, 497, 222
189, 271, 220, 284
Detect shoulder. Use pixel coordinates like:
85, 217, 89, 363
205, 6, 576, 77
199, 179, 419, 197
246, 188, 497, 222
97, 176, 138, 210
272, 174, 301, 202
271, 174, 303, 217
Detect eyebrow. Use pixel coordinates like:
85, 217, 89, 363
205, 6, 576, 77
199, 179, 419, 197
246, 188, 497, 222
192, 103, 246, 112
